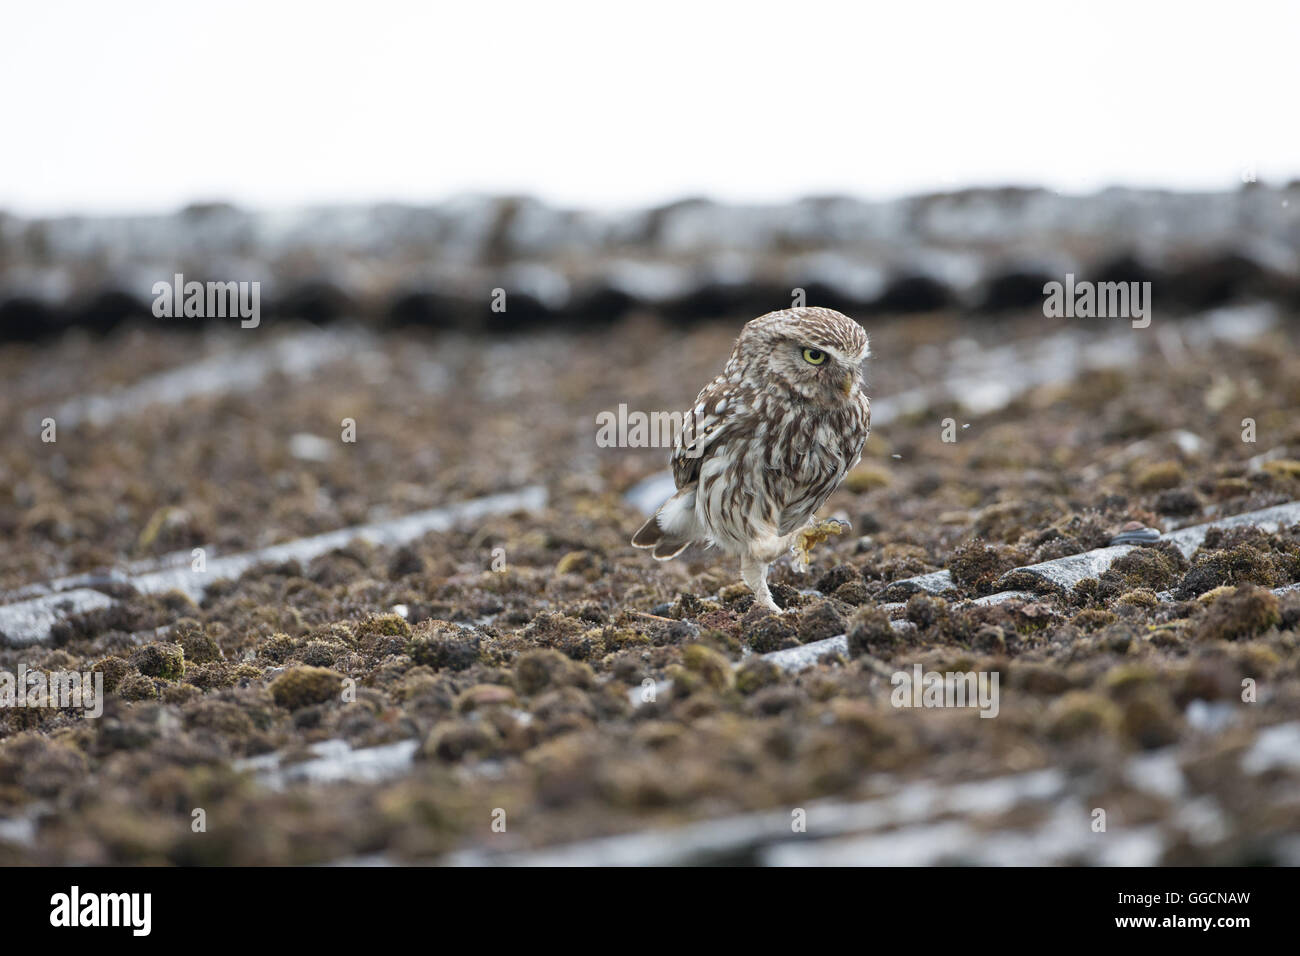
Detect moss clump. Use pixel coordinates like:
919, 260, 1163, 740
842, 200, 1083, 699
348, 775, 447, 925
1119, 690, 1181, 749
130, 643, 185, 681
421, 720, 499, 762
734, 657, 781, 696
843, 463, 891, 492
718, 584, 753, 609
1194, 585, 1281, 643
1047, 691, 1121, 741
297, 639, 348, 667
1134, 460, 1185, 491
742, 612, 799, 653
269, 666, 343, 710
230, 663, 262, 683
356, 613, 411, 640
1196, 585, 1237, 605
1176, 545, 1281, 598
260, 633, 296, 663
1116, 588, 1160, 608
832, 580, 872, 605
949, 540, 1019, 595
514, 649, 593, 695
1071, 577, 1101, 607
91, 656, 132, 693
905, 593, 950, 630
970, 624, 1007, 654
846, 607, 897, 656
406, 621, 481, 672
455, 684, 517, 713
1154, 488, 1200, 516
184, 662, 235, 690
1103, 663, 1158, 696
1102, 545, 1183, 591
682, 643, 734, 692
1072, 609, 1116, 632
816, 564, 861, 595
1260, 459, 1300, 481
555, 550, 600, 577
795, 600, 847, 644
521, 612, 587, 654
172, 618, 224, 664
116, 673, 158, 701
668, 592, 707, 619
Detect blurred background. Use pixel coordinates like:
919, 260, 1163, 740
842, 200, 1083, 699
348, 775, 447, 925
2, 2, 1300, 865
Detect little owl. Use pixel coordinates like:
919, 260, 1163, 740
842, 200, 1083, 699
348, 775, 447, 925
632, 307, 871, 612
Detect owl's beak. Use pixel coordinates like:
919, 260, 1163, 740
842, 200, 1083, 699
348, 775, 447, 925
839, 373, 854, 397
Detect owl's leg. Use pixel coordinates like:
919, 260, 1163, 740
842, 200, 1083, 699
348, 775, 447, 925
741, 554, 781, 614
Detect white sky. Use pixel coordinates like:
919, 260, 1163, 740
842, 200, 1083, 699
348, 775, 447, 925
2, 1, 1297, 216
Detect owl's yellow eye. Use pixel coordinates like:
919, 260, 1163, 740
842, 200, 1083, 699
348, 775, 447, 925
802, 348, 827, 365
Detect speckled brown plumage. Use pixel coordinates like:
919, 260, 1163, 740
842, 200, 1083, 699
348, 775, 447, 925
632, 307, 871, 611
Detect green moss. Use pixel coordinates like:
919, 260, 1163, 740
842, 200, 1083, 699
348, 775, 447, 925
1119, 689, 1181, 749
1071, 577, 1101, 607
455, 684, 517, 713
555, 550, 600, 577
91, 656, 132, 693
1103, 663, 1158, 695
421, 720, 499, 762
269, 666, 343, 710
1072, 608, 1116, 632
116, 673, 158, 701
734, 657, 781, 696
682, 643, 734, 691
130, 643, 185, 681
1102, 546, 1183, 591
356, 612, 411, 639
843, 462, 891, 492
743, 613, 799, 653
949, 540, 1020, 595
1177, 545, 1280, 597
1195, 585, 1281, 642
297, 639, 347, 667
1116, 588, 1160, 608
795, 600, 848, 644
846, 606, 897, 656
172, 618, 223, 664
260, 633, 296, 663
1133, 460, 1185, 492
832, 580, 872, 605
1260, 458, 1300, 481
718, 584, 754, 608
1196, 585, 1237, 605
514, 649, 593, 695
184, 662, 235, 691
905, 593, 950, 630
1047, 691, 1120, 741
406, 621, 481, 671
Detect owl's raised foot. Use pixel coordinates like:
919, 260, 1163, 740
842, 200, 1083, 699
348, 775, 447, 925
791, 518, 852, 572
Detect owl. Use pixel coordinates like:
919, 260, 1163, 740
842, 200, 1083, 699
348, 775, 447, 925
632, 307, 871, 612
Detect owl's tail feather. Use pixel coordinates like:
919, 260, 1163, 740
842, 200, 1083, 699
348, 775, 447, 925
631, 515, 665, 549
631, 487, 698, 561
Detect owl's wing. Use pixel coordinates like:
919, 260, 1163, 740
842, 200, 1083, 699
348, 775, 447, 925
670, 376, 735, 489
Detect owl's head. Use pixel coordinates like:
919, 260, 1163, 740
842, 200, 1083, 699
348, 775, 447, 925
733, 307, 870, 405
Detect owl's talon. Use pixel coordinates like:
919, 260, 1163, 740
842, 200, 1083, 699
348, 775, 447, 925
791, 518, 852, 571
